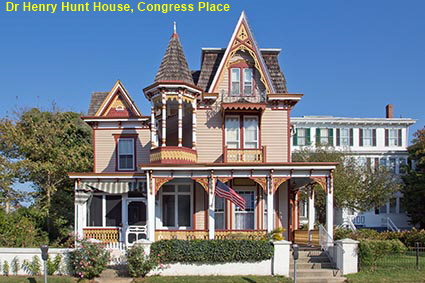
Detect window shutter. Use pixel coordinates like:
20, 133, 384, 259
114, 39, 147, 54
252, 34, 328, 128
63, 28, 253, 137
359, 129, 363, 147
398, 129, 402, 146
336, 129, 340, 146
293, 130, 298, 146
316, 128, 321, 145
349, 128, 354, 146
372, 129, 377, 146
374, 157, 379, 170
385, 129, 389, 146
328, 129, 334, 146
306, 128, 311, 145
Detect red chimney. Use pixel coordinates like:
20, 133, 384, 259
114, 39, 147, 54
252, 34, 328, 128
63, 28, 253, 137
386, 104, 394, 118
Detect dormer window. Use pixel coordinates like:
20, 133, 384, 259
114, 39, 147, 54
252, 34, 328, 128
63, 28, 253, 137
230, 67, 253, 96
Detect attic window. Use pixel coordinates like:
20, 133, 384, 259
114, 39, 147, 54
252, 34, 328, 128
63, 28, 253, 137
230, 67, 254, 96
115, 105, 125, 111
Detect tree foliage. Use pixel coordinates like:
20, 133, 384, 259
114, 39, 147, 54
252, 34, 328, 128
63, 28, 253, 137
402, 127, 425, 229
0, 108, 93, 242
293, 146, 400, 223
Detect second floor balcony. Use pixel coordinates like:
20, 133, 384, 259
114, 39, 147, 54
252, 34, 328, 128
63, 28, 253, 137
223, 146, 266, 163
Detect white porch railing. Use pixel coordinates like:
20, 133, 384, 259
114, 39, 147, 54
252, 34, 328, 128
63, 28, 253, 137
338, 216, 357, 231
386, 217, 400, 232
319, 224, 333, 252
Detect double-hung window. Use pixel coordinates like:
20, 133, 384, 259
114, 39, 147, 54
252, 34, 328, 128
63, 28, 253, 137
225, 115, 259, 149
118, 138, 135, 170
293, 128, 310, 146
215, 196, 225, 229
359, 129, 376, 147
225, 116, 240, 149
234, 191, 255, 230
230, 67, 254, 96
336, 128, 353, 146
385, 129, 402, 147
316, 128, 333, 146
244, 116, 258, 149
161, 184, 192, 228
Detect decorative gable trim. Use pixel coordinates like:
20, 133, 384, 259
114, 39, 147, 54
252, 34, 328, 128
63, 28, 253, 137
95, 80, 143, 117
207, 12, 275, 94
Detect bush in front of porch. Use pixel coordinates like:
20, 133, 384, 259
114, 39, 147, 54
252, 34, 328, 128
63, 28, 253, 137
150, 239, 274, 264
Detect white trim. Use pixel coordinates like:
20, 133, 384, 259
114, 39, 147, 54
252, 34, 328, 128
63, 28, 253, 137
140, 165, 336, 171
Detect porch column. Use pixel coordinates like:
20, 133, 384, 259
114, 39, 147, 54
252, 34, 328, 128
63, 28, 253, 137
267, 176, 274, 233
208, 175, 215, 239
147, 172, 156, 242
150, 104, 157, 148
74, 180, 84, 239
178, 93, 183, 147
308, 185, 315, 243
161, 93, 166, 147
121, 194, 128, 242
326, 173, 334, 245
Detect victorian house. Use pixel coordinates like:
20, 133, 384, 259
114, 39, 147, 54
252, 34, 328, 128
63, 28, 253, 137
68, 12, 337, 246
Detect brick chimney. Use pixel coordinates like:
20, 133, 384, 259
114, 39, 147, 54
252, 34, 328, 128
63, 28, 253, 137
386, 104, 394, 118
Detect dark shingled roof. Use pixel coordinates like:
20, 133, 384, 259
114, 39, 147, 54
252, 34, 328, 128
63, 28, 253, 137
261, 50, 288, 93
87, 92, 108, 116
154, 34, 194, 84
196, 49, 287, 93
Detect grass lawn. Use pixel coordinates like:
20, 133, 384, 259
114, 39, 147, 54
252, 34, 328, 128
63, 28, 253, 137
144, 276, 292, 283
346, 269, 425, 283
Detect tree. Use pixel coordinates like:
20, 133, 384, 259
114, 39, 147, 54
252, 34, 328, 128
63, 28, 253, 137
293, 146, 400, 223
0, 108, 93, 242
0, 155, 25, 213
401, 127, 425, 229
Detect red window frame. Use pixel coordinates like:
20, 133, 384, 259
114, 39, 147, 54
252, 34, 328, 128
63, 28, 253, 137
229, 62, 255, 97
113, 134, 138, 172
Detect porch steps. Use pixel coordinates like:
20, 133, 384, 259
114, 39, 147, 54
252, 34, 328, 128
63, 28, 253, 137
289, 247, 346, 283
96, 268, 132, 283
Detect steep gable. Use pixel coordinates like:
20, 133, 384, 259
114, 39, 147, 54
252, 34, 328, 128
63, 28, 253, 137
94, 80, 142, 118
207, 12, 275, 94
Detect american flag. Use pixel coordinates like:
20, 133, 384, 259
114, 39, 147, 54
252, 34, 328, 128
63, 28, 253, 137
215, 180, 246, 210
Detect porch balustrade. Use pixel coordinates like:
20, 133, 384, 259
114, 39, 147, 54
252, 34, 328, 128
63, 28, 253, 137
224, 146, 266, 163
83, 228, 120, 243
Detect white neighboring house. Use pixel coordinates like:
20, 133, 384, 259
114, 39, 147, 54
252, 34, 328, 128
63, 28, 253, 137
292, 105, 416, 231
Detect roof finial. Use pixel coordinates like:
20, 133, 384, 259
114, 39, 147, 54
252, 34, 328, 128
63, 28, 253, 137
173, 21, 177, 34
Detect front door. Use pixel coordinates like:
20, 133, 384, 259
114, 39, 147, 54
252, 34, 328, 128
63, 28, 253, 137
126, 199, 147, 245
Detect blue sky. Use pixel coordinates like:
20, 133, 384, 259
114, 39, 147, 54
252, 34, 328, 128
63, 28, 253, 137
0, 0, 424, 141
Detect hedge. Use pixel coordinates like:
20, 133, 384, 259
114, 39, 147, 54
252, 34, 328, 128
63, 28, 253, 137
150, 239, 274, 264
358, 239, 407, 267
334, 228, 425, 246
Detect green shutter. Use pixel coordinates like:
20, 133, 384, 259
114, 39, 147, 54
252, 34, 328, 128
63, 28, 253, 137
293, 130, 298, 146
349, 128, 354, 146
385, 129, 389, 146
316, 128, 321, 146
306, 128, 311, 145
336, 129, 340, 146
328, 129, 334, 146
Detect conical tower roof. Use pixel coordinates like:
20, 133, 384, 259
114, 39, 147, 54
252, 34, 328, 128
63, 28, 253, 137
154, 23, 194, 84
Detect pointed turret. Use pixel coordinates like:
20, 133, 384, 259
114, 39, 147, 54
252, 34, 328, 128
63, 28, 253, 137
154, 22, 194, 84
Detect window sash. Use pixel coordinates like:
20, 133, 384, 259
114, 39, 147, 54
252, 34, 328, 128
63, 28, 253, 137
320, 128, 329, 145
389, 129, 398, 146
234, 191, 255, 230
340, 128, 350, 146
225, 116, 240, 148
243, 68, 253, 95
118, 138, 134, 170
244, 116, 258, 149
161, 184, 192, 228
363, 129, 373, 146
231, 68, 240, 95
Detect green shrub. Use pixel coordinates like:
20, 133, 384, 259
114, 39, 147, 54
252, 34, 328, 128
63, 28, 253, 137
3, 260, 9, 276
11, 257, 19, 275
46, 254, 62, 275
127, 245, 162, 278
22, 255, 41, 275
151, 239, 274, 264
358, 239, 407, 268
266, 227, 285, 241
334, 228, 352, 240
68, 240, 110, 280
